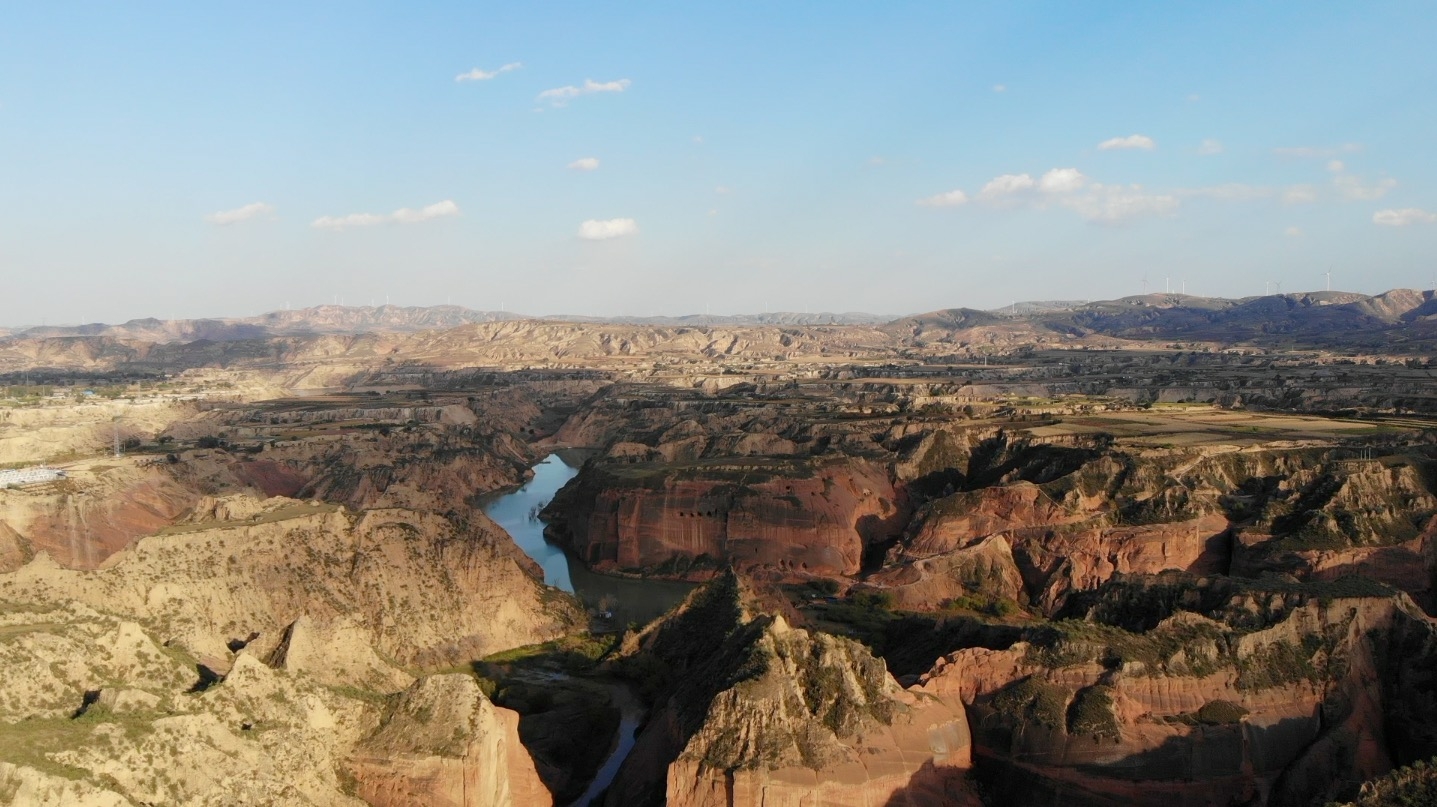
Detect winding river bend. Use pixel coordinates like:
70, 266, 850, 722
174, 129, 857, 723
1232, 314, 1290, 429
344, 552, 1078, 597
485, 454, 694, 626
484, 454, 691, 806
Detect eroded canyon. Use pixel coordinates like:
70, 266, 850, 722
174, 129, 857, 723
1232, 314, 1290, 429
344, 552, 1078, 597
2, 291, 1436, 806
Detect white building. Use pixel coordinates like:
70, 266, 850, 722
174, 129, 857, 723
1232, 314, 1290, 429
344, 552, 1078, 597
0, 467, 67, 489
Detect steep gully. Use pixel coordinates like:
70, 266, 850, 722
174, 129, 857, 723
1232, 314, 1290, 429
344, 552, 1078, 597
484, 454, 688, 806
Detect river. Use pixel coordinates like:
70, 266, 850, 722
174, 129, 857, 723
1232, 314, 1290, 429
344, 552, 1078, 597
484, 454, 690, 806
484, 453, 694, 627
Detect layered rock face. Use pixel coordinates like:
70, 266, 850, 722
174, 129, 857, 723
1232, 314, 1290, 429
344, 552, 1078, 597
0, 492, 581, 805
547, 458, 907, 579
915, 573, 1437, 806
0, 493, 583, 677
349, 675, 551, 807
603, 572, 979, 807
876, 432, 1437, 615
0, 462, 199, 572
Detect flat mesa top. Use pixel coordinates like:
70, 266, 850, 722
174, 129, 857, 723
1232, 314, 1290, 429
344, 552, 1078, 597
1028, 408, 1414, 447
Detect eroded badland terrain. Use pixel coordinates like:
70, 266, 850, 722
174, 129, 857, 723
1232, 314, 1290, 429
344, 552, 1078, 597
2, 289, 1437, 806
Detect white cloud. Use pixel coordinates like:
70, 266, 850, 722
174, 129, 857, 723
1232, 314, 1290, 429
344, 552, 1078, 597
1320, 159, 1396, 200
568, 157, 600, 171
1373, 208, 1437, 227
1097, 134, 1156, 151
979, 173, 1036, 200
205, 202, 273, 226
1197, 139, 1224, 155
916, 189, 969, 207
714, 185, 732, 195
933, 168, 1175, 222
1179, 183, 1273, 200
537, 78, 631, 106
455, 62, 521, 82
1335, 173, 1397, 201
1186, 94, 1201, 102
1283, 185, 1319, 204
391, 200, 460, 223
1273, 143, 1363, 158
992, 84, 1007, 93
577, 217, 638, 240
312, 200, 459, 231
1284, 226, 1303, 237
1057, 184, 1177, 222
1039, 168, 1087, 194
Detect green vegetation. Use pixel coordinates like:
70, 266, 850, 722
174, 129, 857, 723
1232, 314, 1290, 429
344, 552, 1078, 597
804, 590, 900, 649
0, 709, 159, 783
1067, 685, 1119, 739
942, 594, 1018, 618
477, 633, 616, 672
1327, 757, 1437, 807
990, 677, 1070, 730
1024, 618, 1229, 678
1196, 700, 1249, 725
1237, 638, 1321, 691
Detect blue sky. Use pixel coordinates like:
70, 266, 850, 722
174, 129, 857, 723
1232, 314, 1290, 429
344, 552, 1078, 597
1, 2, 1435, 324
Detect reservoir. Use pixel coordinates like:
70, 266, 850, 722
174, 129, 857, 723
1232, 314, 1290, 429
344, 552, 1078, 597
485, 453, 694, 627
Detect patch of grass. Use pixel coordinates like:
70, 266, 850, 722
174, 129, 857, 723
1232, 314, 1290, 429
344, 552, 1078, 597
1024, 618, 1229, 677
1067, 685, 1119, 739
1196, 700, 1249, 724
1237, 638, 1321, 691
0, 709, 158, 783
1331, 756, 1437, 807
478, 633, 616, 670
0, 622, 59, 641
990, 677, 1069, 730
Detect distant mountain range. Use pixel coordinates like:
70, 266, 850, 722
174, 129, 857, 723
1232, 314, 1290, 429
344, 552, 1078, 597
884, 288, 1437, 348
0, 306, 894, 343
3, 289, 1435, 350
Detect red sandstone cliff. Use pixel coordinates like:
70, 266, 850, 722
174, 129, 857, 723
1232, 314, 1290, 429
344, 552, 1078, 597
548, 458, 908, 579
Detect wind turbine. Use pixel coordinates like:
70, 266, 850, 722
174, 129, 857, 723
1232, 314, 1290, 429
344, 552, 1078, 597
1325, 268, 1332, 292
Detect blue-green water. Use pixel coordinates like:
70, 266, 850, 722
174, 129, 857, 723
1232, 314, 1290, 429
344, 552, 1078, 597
485, 454, 694, 627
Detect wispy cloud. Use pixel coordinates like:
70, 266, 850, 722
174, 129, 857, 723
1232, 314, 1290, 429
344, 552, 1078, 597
1178, 183, 1273, 200
1060, 185, 1177, 222
1373, 208, 1437, 227
916, 189, 968, 207
455, 62, 521, 82
577, 218, 638, 240
537, 78, 631, 106
1197, 139, 1224, 155
1323, 159, 1397, 200
992, 84, 1007, 93
923, 167, 1175, 222
1283, 185, 1319, 204
1098, 134, 1156, 151
1273, 143, 1362, 158
1038, 167, 1087, 194
312, 200, 460, 231
567, 157, 600, 171
978, 173, 1036, 201
1284, 226, 1304, 237
205, 202, 273, 226
1334, 174, 1397, 200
